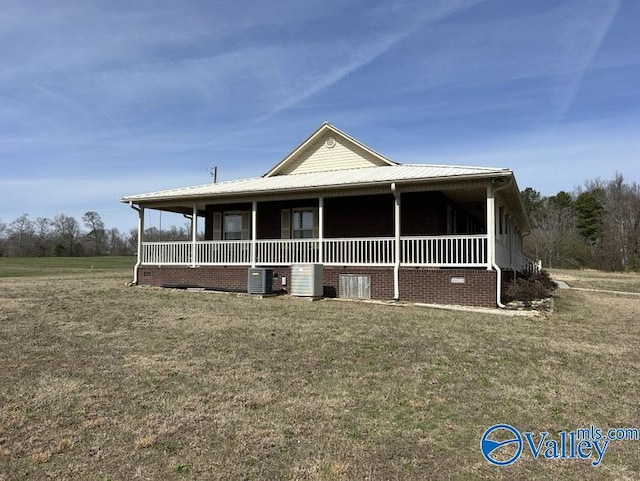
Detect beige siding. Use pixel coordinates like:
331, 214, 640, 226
276, 133, 388, 175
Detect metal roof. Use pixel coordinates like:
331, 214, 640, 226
121, 163, 511, 203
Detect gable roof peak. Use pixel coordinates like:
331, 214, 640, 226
263, 122, 397, 177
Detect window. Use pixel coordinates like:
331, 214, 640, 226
292, 209, 314, 238
280, 208, 318, 239
212, 211, 249, 240
223, 213, 242, 240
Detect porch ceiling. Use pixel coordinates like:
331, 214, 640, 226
444, 186, 488, 223
444, 185, 487, 207
131, 180, 489, 219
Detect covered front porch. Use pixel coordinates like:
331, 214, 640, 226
132, 180, 537, 275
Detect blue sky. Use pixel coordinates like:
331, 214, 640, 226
1, 0, 638, 232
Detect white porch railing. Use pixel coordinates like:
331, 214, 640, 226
140, 235, 490, 267
324, 238, 395, 266
198, 240, 252, 265
513, 253, 542, 274
401, 235, 488, 267
142, 241, 192, 265
256, 239, 319, 265
495, 240, 540, 274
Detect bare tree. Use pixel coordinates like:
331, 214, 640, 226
7, 214, 35, 256
0, 218, 7, 256
53, 214, 80, 257
0, 211, 173, 258
83, 211, 106, 256
524, 192, 589, 268
601, 174, 640, 271
34, 217, 53, 256
106, 227, 132, 255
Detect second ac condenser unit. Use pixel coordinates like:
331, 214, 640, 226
247, 268, 273, 294
290, 264, 323, 297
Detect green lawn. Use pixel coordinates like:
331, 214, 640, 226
0, 256, 135, 278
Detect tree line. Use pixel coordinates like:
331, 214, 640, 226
0, 211, 194, 258
522, 173, 640, 271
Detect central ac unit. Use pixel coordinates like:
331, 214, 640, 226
290, 264, 323, 297
247, 268, 273, 294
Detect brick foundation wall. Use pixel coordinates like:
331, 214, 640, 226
137, 265, 496, 307
400, 268, 496, 307
322, 266, 395, 299
138, 266, 250, 292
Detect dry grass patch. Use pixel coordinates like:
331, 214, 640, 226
29, 449, 51, 465
0, 269, 638, 479
550, 268, 640, 292
134, 434, 158, 449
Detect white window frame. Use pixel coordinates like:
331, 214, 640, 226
281, 208, 319, 239
291, 208, 315, 239
212, 211, 250, 240
223, 212, 243, 240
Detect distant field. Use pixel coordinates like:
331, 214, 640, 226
0, 256, 135, 278
549, 268, 640, 293
0, 268, 638, 479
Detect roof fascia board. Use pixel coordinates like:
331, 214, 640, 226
124, 172, 512, 207
494, 175, 531, 233
139, 186, 394, 210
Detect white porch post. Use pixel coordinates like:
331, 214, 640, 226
191, 204, 198, 267
318, 197, 324, 264
508, 217, 514, 269
251, 201, 257, 267
486, 182, 495, 270
392, 184, 401, 300
133, 204, 144, 284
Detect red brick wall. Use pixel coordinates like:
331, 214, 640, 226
324, 194, 394, 238
322, 266, 395, 299
401, 192, 447, 235
400, 268, 496, 307
204, 200, 320, 240
204, 203, 252, 240
257, 199, 318, 239
139, 266, 250, 291
137, 266, 496, 307
201, 191, 481, 241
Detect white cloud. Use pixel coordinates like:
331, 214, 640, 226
551, 0, 620, 118
258, 0, 488, 121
